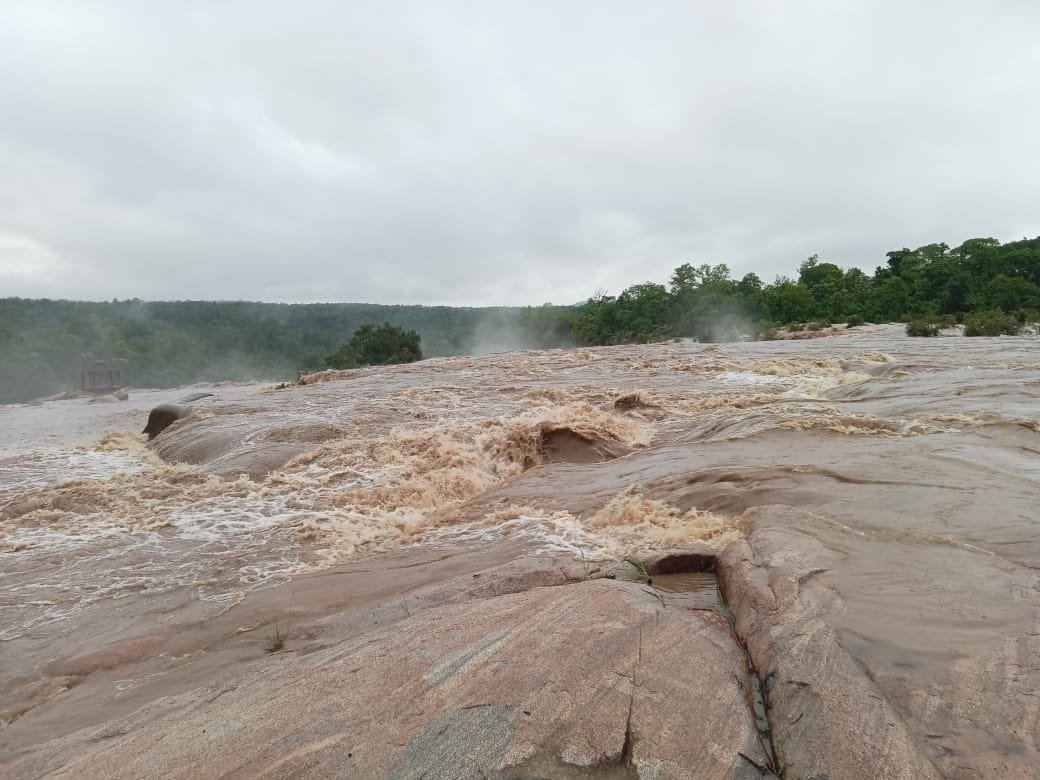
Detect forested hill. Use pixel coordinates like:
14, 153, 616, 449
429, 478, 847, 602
0, 300, 575, 403
3, 234, 1039, 403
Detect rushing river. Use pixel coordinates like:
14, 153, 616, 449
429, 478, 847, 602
1, 324, 1039, 775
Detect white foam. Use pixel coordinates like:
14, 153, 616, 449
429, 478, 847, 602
713, 371, 785, 387
0, 450, 148, 495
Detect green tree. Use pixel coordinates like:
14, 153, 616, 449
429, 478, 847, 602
325, 343, 359, 369
571, 291, 621, 345
761, 279, 816, 324
328, 322, 422, 367
869, 276, 911, 321
974, 275, 1040, 312
298, 350, 327, 371
736, 273, 763, 298
615, 283, 671, 341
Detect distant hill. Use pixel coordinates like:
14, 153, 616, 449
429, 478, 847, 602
0, 299, 576, 403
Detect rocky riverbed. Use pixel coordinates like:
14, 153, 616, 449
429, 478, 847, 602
2, 325, 1039, 777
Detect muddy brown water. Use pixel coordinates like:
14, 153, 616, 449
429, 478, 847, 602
1, 324, 1039, 775
651, 571, 720, 609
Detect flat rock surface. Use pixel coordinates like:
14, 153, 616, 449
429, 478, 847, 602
4, 577, 764, 779
9, 508, 1035, 779
0, 543, 541, 755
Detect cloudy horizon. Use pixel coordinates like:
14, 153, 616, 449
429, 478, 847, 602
1, 1, 1038, 307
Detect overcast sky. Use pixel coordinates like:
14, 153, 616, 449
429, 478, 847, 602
1, 1, 1038, 306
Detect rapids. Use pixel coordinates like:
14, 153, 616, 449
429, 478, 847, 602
1, 323, 1039, 775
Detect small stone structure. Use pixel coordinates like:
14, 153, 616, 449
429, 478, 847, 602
80, 353, 128, 394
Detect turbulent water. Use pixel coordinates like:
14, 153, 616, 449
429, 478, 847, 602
2, 324, 1039, 773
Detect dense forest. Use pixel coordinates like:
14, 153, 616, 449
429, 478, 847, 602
2, 235, 1038, 403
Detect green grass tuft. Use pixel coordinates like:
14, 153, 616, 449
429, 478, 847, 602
622, 556, 651, 583
264, 625, 287, 653
565, 547, 608, 583
263, 592, 295, 653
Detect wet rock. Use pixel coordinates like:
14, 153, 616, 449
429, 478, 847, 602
0, 676, 81, 728
536, 426, 630, 465
149, 416, 326, 479
145, 403, 350, 478
141, 404, 190, 440
717, 508, 943, 780
4, 578, 763, 779
630, 607, 764, 779
612, 392, 661, 414
718, 507, 1040, 779
0, 546, 547, 753
177, 392, 215, 403
47, 634, 170, 678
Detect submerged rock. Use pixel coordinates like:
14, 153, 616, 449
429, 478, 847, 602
177, 391, 215, 404
536, 425, 631, 465
87, 387, 128, 403
35, 390, 80, 403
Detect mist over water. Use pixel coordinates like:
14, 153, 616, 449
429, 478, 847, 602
0, 298, 581, 404
1, 324, 1039, 773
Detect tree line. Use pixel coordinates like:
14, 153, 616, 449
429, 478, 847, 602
570, 236, 1040, 344
2, 235, 1037, 403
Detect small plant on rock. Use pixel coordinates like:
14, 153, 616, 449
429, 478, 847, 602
622, 556, 652, 584
264, 625, 287, 653
264, 593, 295, 653
565, 547, 610, 583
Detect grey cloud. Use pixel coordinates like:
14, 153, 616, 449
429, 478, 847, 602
1, 1, 1038, 305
